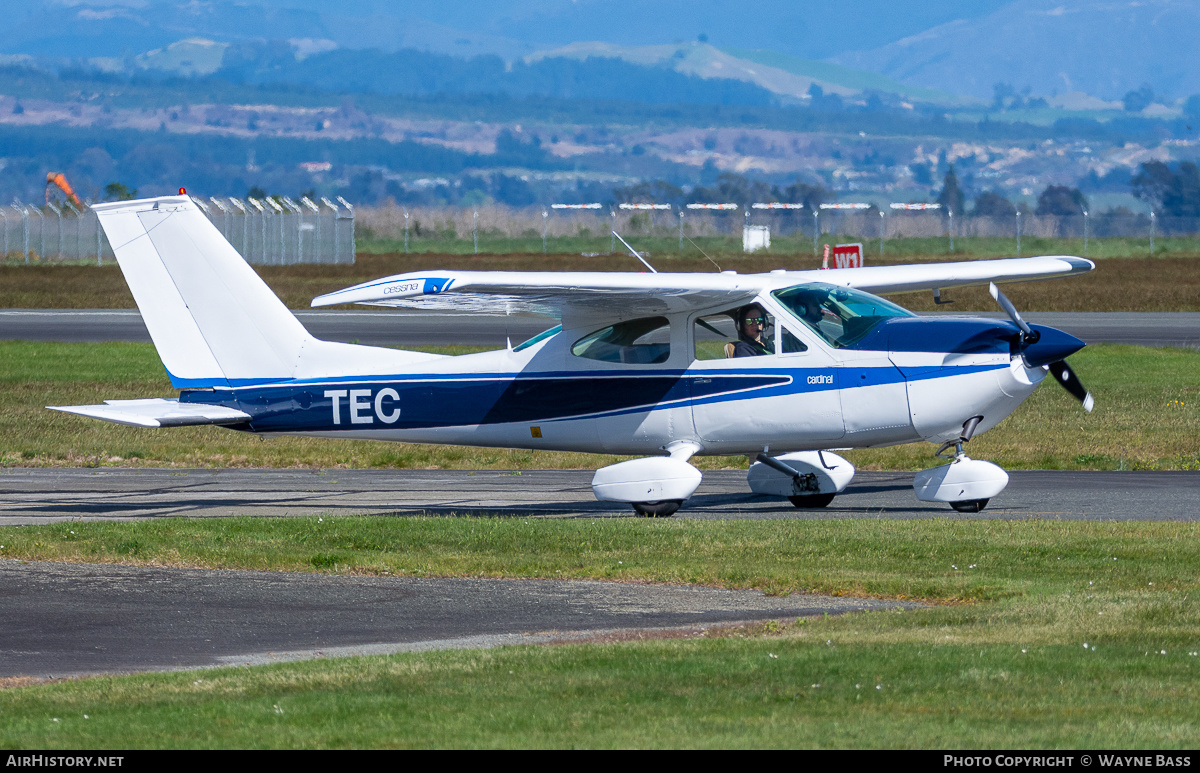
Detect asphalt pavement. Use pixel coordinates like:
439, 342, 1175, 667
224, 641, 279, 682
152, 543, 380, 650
4, 467, 1195, 678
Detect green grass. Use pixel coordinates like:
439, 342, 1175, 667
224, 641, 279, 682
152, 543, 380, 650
1, 518, 1199, 748
1, 341, 1196, 471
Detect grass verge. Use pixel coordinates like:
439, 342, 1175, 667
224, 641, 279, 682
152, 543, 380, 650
1, 517, 1198, 748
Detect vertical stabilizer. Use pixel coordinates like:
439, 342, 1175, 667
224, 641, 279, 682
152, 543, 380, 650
93, 195, 311, 387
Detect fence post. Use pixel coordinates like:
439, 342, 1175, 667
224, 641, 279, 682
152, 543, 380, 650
679, 210, 684, 250
542, 209, 548, 253
65, 201, 81, 261
1, 209, 7, 260
474, 210, 479, 254
249, 198, 267, 263
948, 209, 954, 253
46, 202, 62, 260
31, 207, 44, 262
1082, 209, 1088, 257
1150, 211, 1155, 254
404, 210, 410, 253
230, 198, 249, 258
1015, 210, 1021, 257
812, 209, 818, 256
13, 205, 29, 265
879, 209, 885, 258
337, 197, 354, 263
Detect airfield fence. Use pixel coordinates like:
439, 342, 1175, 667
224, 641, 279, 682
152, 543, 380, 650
355, 203, 1200, 254
2, 196, 355, 265
6, 200, 1198, 263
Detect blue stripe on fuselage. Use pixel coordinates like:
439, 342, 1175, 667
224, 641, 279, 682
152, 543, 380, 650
178, 362, 1008, 432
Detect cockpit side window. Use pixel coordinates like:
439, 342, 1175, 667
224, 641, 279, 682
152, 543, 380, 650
572, 317, 671, 364
773, 283, 914, 348
693, 307, 775, 360
781, 327, 808, 354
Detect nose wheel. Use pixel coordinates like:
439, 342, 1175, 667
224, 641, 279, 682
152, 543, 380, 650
788, 493, 836, 508
915, 417, 1009, 513
632, 500, 682, 517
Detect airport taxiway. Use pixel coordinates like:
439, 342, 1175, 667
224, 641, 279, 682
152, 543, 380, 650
1, 468, 1194, 677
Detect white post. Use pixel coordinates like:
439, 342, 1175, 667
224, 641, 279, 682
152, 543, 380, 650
1016, 210, 1021, 257
47, 202, 62, 260
336, 196, 355, 264
31, 207, 43, 262
880, 209, 885, 258
13, 205, 28, 264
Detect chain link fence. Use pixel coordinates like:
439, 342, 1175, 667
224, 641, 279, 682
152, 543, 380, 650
6, 198, 1197, 262
3, 196, 355, 265
356, 203, 1200, 252
195, 196, 355, 265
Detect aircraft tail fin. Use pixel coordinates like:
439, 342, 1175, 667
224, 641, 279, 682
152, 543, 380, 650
93, 195, 313, 388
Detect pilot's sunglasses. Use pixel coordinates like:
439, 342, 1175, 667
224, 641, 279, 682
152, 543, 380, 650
743, 317, 766, 324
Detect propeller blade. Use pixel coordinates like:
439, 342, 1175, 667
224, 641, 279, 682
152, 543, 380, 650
1048, 360, 1095, 413
989, 282, 1039, 344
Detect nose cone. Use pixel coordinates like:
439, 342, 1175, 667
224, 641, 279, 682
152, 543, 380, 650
1022, 324, 1086, 368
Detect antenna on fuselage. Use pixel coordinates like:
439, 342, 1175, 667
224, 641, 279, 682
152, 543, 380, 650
612, 231, 657, 273
685, 234, 721, 272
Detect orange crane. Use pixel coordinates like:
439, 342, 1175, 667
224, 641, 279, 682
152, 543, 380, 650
45, 172, 84, 210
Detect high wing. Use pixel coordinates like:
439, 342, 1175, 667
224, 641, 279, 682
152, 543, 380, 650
311, 256, 1093, 322
311, 270, 764, 325
822, 255, 1094, 294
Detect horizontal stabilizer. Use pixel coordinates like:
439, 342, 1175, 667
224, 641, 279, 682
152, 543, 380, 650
48, 398, 251, 428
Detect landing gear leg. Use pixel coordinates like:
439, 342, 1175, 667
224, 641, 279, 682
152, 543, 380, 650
915, 416, 1008, 513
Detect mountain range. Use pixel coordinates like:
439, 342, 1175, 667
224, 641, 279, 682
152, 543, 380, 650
1, 0, 1196, 103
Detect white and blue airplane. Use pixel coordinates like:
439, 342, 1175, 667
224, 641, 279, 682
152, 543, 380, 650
52, 195, 1095, 515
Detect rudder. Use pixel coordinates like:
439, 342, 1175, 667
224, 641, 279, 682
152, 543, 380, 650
93, 195, 312, 387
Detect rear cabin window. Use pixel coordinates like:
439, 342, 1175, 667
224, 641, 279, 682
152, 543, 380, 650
572, 317, 671, 364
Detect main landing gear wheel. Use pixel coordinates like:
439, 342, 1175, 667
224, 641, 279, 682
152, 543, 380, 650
788, 493, 836, 508
950, 498, 989, 513
632, 500, 682, 517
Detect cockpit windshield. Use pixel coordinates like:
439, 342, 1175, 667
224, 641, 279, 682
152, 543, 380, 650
773, 283, 914, 348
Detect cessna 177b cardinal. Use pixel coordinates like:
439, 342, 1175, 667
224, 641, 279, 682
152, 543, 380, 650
51, 195, 1095, 515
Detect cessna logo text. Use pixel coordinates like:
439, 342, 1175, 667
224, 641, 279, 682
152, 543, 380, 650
325, 389, 401, 425
383, 281, 421, 295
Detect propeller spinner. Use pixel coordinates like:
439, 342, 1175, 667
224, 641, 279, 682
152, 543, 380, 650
989, 283, 1094, 413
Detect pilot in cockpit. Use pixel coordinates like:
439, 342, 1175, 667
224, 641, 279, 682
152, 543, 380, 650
732, 303, 772, 357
